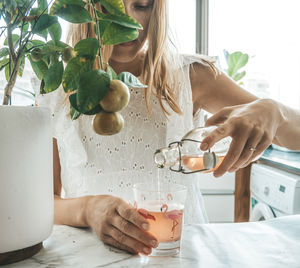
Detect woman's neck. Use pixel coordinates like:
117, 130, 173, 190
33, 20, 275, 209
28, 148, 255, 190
109, 52, 145, 77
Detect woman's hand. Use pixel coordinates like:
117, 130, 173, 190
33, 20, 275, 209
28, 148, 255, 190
86, 195, 158, 255
200, 99, 282, 177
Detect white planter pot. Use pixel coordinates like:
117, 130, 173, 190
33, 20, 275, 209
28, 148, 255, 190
0, 106, 53, 254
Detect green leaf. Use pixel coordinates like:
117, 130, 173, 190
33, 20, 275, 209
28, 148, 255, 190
18, 88, 35, 98
0, 47, 9, 58
37, 29, 48, 40
97, 12, 142, 30
49, 53, 59, 65
70, 104, 81, 120
4, 34, 19, 46
69, 92, 79, 109
62, 56, 94, 92
28, 55, 48, 80
117, 72, 147, 88
48, 22, 62, 42
38, 0, 48, 13
227, 52, 249, 77
40, 79, 46, 94
102, 23, 139, 45
107, 65, 117, 80
232, 71, 246, 82
40, 44, 62, 55
43, 61, 64, 93
50, 0, 86, 15
28, 9, 49, 39
27, 40, 46, 50
47, 40, 69, 48
77, 70, 110, 113
83, 104, 102, 115
29, 7, 43, 17
98, 0, 125, 14
32, 14, 58, 34
74, 38, 99, 57
22, 22, 29, 34
15, 0, 30, 17
70, 95, 103, 116
97, 20, 111, 38
18, 56, 25, 77
5, 0, 17, 16
0, 58, 9, 71
54, 4, 92, 23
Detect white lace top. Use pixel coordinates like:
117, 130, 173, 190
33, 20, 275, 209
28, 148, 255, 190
37, 54, 213, 224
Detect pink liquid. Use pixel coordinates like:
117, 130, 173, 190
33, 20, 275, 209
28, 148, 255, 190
181, 155, 225, 172
138, 205, 184, 243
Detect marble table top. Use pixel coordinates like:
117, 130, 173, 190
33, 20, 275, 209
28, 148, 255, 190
4, 215, 300, 268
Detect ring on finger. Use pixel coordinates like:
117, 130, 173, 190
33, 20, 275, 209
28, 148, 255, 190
249, 146, 256, 151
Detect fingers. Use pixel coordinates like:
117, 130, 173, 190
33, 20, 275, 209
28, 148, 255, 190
111, 216, 158, 249
101, 234, 137, 255
117, 202, 150, 231
213, 133, 249, 177
240, 135, 272, 168
205, 107, 231, 127
200, 124, 232, 151
228, 126, 264, 172
108, 225, 152, 255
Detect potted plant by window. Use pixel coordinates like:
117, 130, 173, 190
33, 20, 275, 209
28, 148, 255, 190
0, 0, 144, 264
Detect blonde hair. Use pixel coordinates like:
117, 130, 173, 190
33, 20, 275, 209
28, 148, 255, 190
67, 1, 217, 115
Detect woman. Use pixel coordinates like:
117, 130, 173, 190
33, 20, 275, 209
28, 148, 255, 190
38, 0, 300, 255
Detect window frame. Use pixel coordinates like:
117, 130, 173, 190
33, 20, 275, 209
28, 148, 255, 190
196, 0, 209, 55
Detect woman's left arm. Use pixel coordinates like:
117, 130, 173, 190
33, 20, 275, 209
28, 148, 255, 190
190, 62, 300, 177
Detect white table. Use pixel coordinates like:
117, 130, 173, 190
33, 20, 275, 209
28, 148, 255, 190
4, 215, 300, 268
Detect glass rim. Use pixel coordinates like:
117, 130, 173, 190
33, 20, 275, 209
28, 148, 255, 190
132, 182, 187, 193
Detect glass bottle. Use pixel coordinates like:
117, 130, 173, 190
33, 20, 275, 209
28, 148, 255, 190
154, 126, 231, 174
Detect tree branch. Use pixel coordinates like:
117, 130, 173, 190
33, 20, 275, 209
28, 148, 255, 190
7, 24, 17, 63
90, 0, 104, 70
2, 57, 21, 105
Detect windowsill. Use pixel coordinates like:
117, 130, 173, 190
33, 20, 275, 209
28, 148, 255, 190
258, 145, 300, 175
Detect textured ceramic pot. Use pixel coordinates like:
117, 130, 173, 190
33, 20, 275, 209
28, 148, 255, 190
0, 106, 53, 262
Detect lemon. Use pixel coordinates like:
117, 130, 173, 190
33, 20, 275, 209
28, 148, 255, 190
62, 47, 75, 63
100, 80, 130, 112
31, 48, 43, 62
92, 111, 124, 135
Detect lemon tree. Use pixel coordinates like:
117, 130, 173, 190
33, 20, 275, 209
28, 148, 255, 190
1, 0, 147, 135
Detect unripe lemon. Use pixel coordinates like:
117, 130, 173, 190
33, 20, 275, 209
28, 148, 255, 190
92, 111, 124, 136
100, 80, 130, 112
62, 47, 75, 63
31, 48, 43, 62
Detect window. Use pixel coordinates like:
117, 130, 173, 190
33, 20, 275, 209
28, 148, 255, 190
169, 0, 196, 54
208, 0, 300, 109
0, 59, 36, 106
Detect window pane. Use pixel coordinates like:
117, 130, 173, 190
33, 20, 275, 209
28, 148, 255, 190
209, 0, 300, 109
169, 0, 196, 54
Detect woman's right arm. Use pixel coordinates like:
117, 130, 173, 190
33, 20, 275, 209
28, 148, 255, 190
53, 138, 90, 227
52, 138, 158, 254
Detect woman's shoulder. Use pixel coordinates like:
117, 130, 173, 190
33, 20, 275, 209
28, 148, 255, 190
178, 54, 219, 68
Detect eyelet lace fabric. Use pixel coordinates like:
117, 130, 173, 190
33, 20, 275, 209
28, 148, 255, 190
37, 54, 215, 224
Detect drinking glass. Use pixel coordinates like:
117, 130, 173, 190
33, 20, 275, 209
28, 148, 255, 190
133, 182, 187, 256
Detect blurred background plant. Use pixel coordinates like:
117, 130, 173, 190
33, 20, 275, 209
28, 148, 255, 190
223, 49, 249, 85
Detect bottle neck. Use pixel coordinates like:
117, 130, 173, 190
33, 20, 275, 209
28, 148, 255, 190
154, 146, 179, 169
